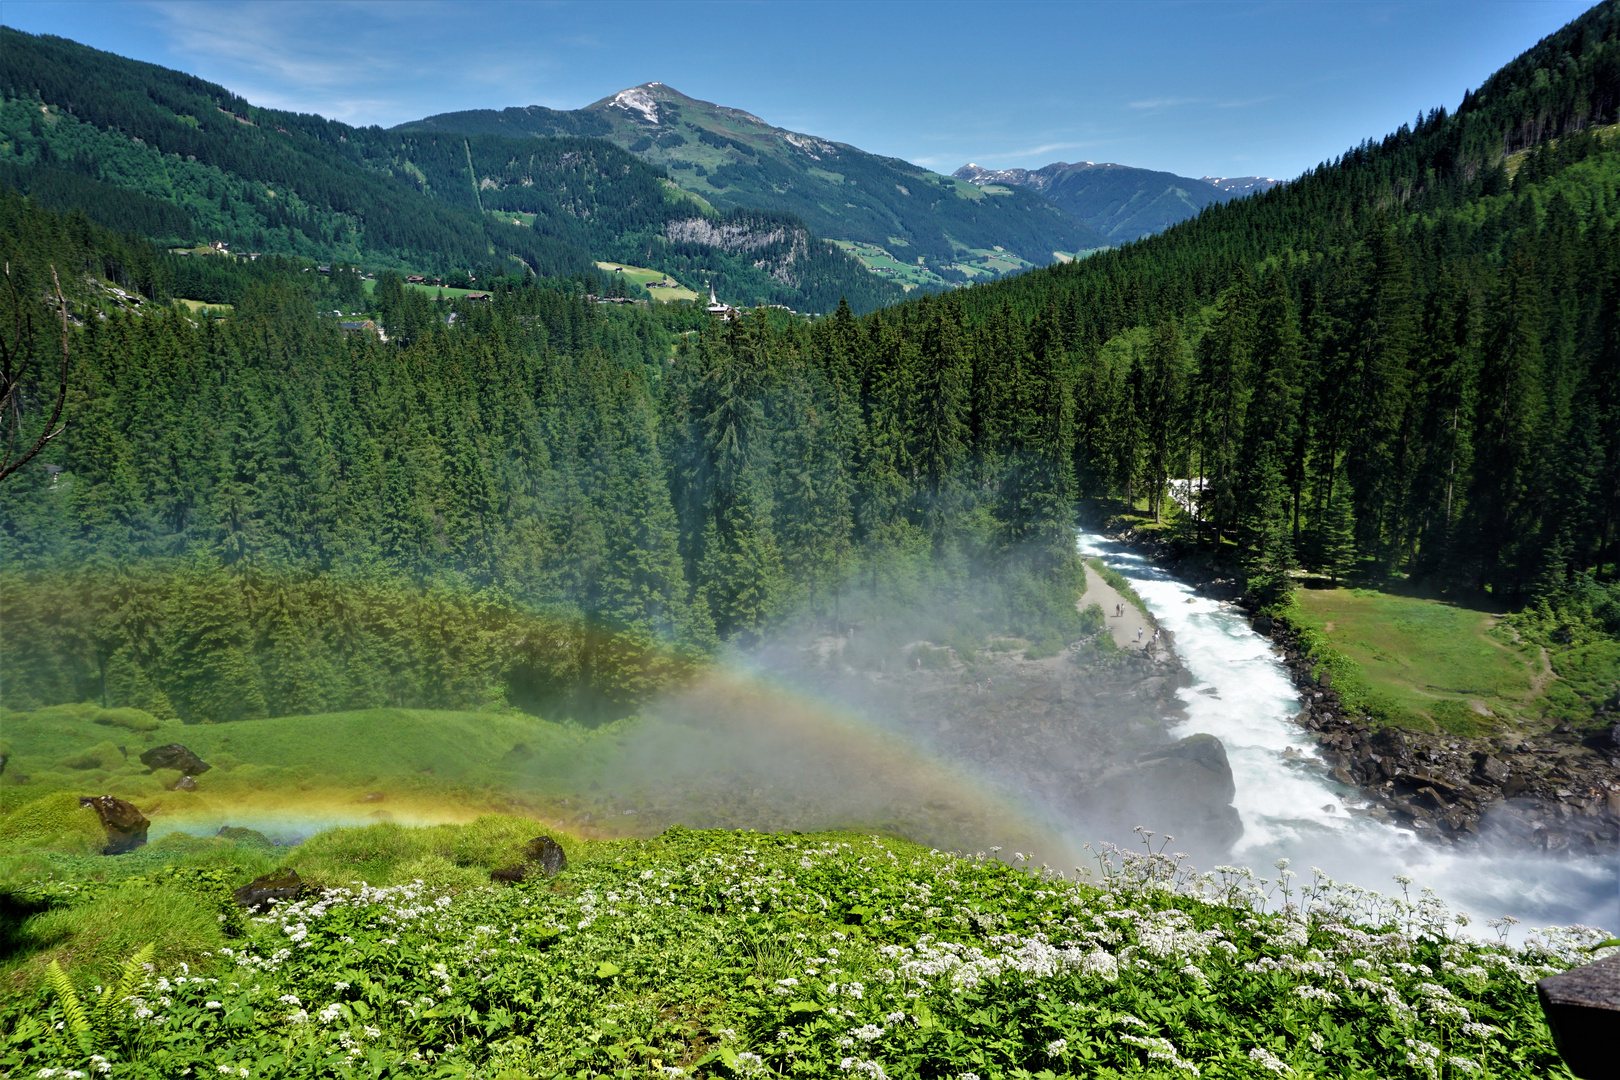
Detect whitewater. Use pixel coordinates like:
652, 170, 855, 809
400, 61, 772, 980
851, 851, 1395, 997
1077, 529, 1619, 935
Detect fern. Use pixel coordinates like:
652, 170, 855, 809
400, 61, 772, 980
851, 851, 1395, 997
45, 959, 92, 1055
95, 942, 154, 1046
42, 943, 154, 1060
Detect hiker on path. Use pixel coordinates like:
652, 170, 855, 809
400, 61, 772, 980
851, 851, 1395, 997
1137, 627, 1144, 643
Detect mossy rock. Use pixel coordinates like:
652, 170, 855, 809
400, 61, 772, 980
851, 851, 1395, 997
0, 792, 107, 855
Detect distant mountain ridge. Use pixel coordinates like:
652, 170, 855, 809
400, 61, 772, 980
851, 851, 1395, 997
953, 161, 1280, 243
401, 84, 1113, 288
1201, 175, 1283, 195
0, 31, 902, 312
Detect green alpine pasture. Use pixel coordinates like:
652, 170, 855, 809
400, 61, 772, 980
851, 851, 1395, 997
1287, 589, 1535, 736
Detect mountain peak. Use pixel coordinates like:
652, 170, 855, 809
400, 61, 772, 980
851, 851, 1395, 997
603, 83, 673, 124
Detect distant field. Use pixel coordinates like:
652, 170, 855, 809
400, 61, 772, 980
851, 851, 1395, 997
832, 239, 944, 291
1290, 587, 1538, 734
830, 238, 1046, 291
595, 260, 699, 302
172, 298, 232, 316
361, 278, 484, 300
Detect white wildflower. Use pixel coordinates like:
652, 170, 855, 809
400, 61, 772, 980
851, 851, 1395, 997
1294, 985, 1339, 1005
1248, 1047, 1292, 1075
1122, 1033, 1199, 1076
1046, 1038, 1068, 1055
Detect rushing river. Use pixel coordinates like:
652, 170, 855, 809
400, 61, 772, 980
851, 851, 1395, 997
1077, 529, 1619, 934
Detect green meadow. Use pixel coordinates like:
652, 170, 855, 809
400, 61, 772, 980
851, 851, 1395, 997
1289, 588, 1537, 736
595, 261, 700, 302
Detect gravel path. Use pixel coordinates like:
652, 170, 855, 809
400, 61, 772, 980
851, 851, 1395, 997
1081, 564, 1154, 651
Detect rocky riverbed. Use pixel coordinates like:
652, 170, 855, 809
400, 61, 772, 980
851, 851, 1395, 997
1263, 614, 1620, 855
783, 621, 1246, 857
1099, 517, 1620, 857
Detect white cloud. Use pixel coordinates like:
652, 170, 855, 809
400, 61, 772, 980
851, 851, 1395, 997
1127, 96, 1202, 110
138, 0, 572, 125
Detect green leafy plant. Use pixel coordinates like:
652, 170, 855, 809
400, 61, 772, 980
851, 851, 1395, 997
44, 942, 153, 1057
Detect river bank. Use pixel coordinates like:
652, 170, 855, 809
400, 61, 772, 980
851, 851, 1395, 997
1088, 515, 1620, 858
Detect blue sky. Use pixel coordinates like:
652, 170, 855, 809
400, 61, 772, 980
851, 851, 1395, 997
2, 1, 1596, 180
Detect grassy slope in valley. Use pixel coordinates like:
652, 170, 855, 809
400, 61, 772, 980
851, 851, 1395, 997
0, 802, 1597, 1077
401, 83, 1112, 281
1286, 587, 1539, 736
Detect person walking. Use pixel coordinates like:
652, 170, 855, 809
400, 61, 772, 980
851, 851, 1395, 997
1137, 626, 1144, 643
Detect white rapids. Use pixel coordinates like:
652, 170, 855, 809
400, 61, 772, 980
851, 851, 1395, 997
1077, 529, 1618, 934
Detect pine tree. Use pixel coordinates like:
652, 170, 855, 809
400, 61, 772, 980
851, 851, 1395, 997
1315, 461, 1358, 586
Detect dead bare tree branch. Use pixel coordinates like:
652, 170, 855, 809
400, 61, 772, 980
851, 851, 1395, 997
0, 264, 70, 484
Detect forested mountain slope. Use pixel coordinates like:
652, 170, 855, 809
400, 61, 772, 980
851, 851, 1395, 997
922, 0, 1620, 606
402, 83, 1114, 274
953, 160, 1255, 244
835, 0, 1620, 646
0, 30, 901, 312
0, 189, 1087, 723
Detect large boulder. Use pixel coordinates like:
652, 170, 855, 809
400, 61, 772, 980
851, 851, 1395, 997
234, 869, 308, 911
1474, 753, 1512, 786
491, 835, 569, 883
524, 835, 568, 877
139, 744, 210, 776
1080, 734, 1244, 854
77, 795, 149, 854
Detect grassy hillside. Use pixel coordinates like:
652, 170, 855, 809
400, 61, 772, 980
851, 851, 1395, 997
1287, 588, 1539, 735
0, 810, 1596, 1077
401, 83, 1112, 279
0, 30, 597, 279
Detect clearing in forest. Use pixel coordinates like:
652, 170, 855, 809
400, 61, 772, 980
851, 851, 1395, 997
1290, 586, 1539, 733
594, 260, 699, 302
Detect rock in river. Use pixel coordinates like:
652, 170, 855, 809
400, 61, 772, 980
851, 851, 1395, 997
78, 795, 149, 854
1084, 734, 1244, 852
